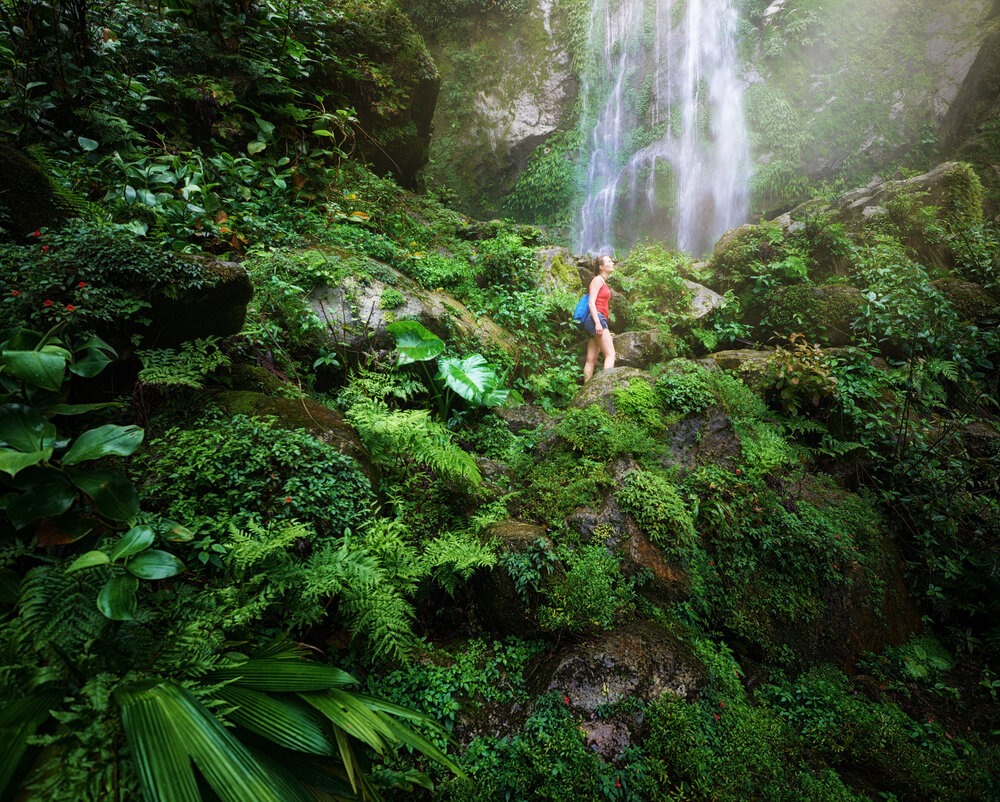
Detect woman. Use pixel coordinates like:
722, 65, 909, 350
582, 254, 616, 382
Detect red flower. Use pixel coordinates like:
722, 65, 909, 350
562, 695, 569, 704
65, 304, 76, 312
43, 299, 52, 307
41, 245, 49, 253
32, 230, 41, 238
720, 702, 725, 708
10, 290, 19, 296
284, 496, 292, 503
78, 281, 87, 288
833, 564, 838, 569
616, 777, 621, 789
735, 468, 742, 476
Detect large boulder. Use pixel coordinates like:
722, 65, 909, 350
213, 391, 371, 476
572, 367, 655, 415
308, 261, 516, 356
0, 144, 90, 236
762, 284, 865, 346
533, 621, 706, 760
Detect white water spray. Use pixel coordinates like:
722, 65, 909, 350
576, 0, 751, 257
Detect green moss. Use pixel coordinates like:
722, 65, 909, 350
618, 469, 697, 558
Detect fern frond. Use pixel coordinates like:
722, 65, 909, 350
420, 530, 496, 597
18, 562, 111, 657
137, 336, 231, 389
347, 401, 481, 486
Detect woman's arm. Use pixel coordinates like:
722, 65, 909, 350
588, 275, 605, 333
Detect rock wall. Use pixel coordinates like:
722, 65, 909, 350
400, 0, 579, 218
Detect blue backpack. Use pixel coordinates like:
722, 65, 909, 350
572, 293, 590, 326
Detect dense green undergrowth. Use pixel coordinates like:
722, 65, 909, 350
3, 0, 1000, 800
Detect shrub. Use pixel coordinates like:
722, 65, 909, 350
138, 414, 374, 538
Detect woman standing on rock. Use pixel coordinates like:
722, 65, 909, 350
583, 254, 616, 382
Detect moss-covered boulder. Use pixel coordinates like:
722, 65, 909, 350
533, 246, 580, 295
214, 391, 372, 477
533, 621, 706, 759
308, 261, 515, 357
763, 284, 865, 346
932, 277, 1000, 321
471, 521, 556, 635
663, 407, 742, 470
0, 144, 83, 236
572, 368, 654, 416
697, 349, 773, 385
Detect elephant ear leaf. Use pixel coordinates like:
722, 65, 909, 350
436, 354, 506, 406
387, 321, 444, 365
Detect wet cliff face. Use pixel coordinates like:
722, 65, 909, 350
400, 0, 581, 220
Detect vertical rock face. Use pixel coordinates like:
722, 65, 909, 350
407, 0, 578, 218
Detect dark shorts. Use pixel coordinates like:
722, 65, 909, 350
581, 313, 609, 336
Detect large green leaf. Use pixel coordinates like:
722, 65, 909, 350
206, 659, 356, 692
215, 686, 332, 755
66, 550, 111, 572
435, 354, 506, 406
0, 403, 57, 451
0, 447, 52, 478
110, 525, 155, 561
69, 350, 112, 378
386, 320, 445, 366
5, 471, 77, 530
125, 549, 185, 580
62, 424, 144, 465
67, 469, 140, 521
302, 689, 396, 755
0, 689, 62, 796
0, 350, 66, 391
116, 680, 297, 802
98, 574, 139, 620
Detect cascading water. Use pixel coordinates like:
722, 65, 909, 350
576, 0, 752, 257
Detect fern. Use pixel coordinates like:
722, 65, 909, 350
347, 400, 481, 487
137, 336, 231, 388
419, 530, 496, 597
227, 520, 416, 660
23, 144, 103, 222
18, 562, 112, 659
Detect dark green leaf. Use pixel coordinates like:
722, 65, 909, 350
68, 469, 140, 521
110, 525, 155, 561
215, 686, 332, 755
1, 351, 66, 391
5, 471, 76, 530
0, 447, 52, 478
0, 403, 57, 451
62, 424, 144, 465
206, 659, 356, 692
98, 574, 138, 620
125, 549, 184, 580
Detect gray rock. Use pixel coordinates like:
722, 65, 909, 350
572, 367, 655, 415
307, 263, 515, 356
534, 621, 706, 759
683, 279, 725, 320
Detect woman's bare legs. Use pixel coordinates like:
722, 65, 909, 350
583, 330, 616, 382
584, 335, 601, 382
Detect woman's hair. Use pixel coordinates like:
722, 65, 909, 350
592, 254, 611, 275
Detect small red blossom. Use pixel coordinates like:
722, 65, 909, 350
735, 468, 742, 476
41, 245, 48, 253
709, 560, 714, 566
616, 777, 621, 789
78, 281, 87, 288
562, 695, 570, 704
833, 563, 838, 569
65, 304, 76, 312
713, 713, 720, 721
720, 702, 725, 708
284, 496, 292, 503
43, 299, 52, 307
10, 290, 19, 296
32, 230, 41, 238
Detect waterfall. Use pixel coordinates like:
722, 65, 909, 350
576, 0, 751, 257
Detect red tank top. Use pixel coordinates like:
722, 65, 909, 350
595, 281, 611, 318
